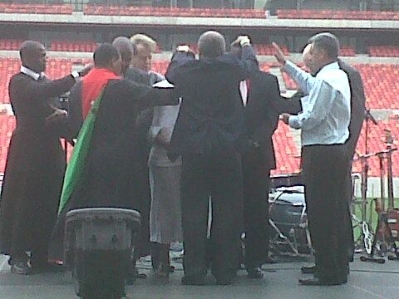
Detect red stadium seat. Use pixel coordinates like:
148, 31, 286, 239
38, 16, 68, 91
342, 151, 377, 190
277, 9, 399, 20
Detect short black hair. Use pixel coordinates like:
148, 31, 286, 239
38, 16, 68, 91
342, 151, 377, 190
307, 32, 340, 59
93, 43, 120, 68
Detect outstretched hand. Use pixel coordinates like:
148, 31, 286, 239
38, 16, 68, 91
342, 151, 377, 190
176, 44, 196, 57
233, 35, 251, 46
272, 42, 286, 66
79, 63, 94, 77
176, 45, 191, 52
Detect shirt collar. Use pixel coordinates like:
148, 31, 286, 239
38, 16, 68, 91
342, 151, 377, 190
316, 61, 339, 77
20, 66, 45, 81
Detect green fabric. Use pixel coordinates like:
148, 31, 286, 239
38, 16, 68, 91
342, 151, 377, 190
58, 92, 103, 214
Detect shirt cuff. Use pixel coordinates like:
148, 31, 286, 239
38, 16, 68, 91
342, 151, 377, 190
240, 37, 251, 47
288, 115, 301, 129
71, 71, 80, 79
282, 60, 296, 73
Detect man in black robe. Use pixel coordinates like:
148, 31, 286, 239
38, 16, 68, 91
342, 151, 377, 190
0, 40, 86, 275
49, 44, 176, 263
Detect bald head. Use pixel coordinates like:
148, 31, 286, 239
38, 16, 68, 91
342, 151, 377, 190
112, 36, 134, 75
198, 31, 226, 59
19, 40, 46, 73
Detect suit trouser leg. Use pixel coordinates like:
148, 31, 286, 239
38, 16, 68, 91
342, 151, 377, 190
302, 145, 349, 281
181, 154, 211, 279
345, 163, 355, 262
209, 150, 243, 280
242, 150, 270, 269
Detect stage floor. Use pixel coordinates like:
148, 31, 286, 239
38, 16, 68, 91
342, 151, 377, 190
1, 252, 398, 299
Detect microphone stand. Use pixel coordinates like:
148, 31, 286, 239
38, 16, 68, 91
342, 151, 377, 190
360, 109, 377, 223
355, 109, 378, 253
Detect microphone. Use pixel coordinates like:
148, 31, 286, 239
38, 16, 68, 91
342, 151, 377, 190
365, 109, 378, 125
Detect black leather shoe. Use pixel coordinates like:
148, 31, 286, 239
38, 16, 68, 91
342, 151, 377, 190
247, 267, 264, 279
301, 265, 350, 276
181, 275, 206, 286
32, 263, 66, 274
298, 276, 347, 286
216, 275, 236, 285
301, 265, 316, 274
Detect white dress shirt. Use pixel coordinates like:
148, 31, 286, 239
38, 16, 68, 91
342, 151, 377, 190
239, 80, 248, 106
283, 61, 351, 146
20, 66, 45, 81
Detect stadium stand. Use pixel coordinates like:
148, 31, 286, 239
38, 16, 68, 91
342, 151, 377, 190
0, 39, 23, 50
368, 46, 399, 57
277, 9, 399, 20
83, 5, 266, 18
254, 44, 289, 56
340, 46, 356, 56
0, 1, 398, 177
50, 40, 97, 52
271, 123, 301, 175
356, 64, 399, 109
0, 3, 72, 14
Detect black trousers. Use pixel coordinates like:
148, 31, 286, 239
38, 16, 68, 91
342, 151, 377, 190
242, 148, 271, 269
181, 150, 243, 280
302, 144, 350, 280
345, 161, 355, 262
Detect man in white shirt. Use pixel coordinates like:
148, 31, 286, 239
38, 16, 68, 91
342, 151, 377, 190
274, 33, 351, 286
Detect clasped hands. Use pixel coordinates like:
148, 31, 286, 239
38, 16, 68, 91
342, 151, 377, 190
45, 108, 67, 126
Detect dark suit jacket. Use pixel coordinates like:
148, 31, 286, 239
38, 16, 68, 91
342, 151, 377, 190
243, 71, 280, 170
165, 45, 258, 158
338, 59, 366, 157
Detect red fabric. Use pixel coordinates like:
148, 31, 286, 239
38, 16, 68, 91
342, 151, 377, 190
246, 79, 251, 92
81, 68, 119, 118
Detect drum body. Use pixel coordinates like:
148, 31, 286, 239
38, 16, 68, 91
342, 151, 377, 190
270, 173, 303, 190
269, 187, 311, 255
64, 208, 141, 299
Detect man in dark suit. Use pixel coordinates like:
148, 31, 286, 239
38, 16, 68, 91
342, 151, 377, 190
338, 59, 366, 164
338, 59, 366, 262
0, 40, 86, 275
231, 40, 281, 278
165, 31, 258, 285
